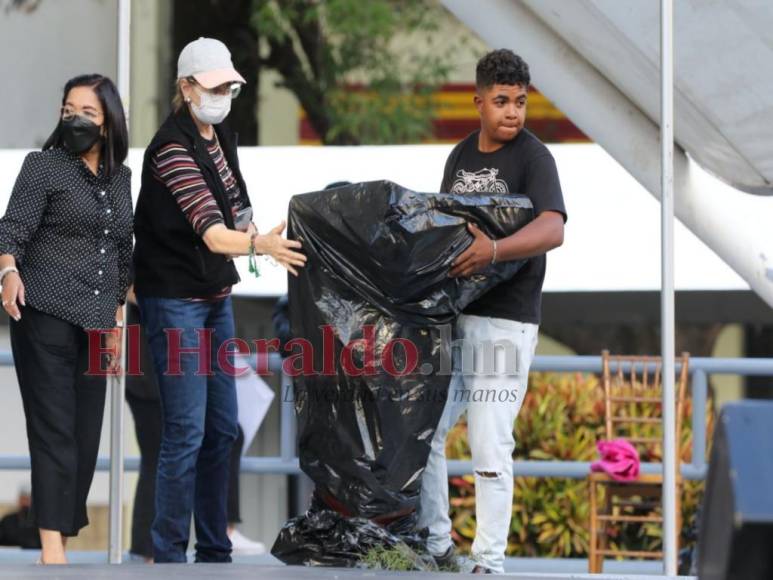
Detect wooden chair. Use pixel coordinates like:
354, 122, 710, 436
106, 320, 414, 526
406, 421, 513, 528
587, 351, 691, 573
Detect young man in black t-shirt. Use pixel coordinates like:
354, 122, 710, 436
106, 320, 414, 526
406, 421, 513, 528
419, 49, 567, 573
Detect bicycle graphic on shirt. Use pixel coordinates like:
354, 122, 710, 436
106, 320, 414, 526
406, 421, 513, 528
450, 168, 509, 195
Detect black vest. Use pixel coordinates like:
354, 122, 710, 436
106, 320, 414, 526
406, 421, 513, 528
133, 109, 251, 298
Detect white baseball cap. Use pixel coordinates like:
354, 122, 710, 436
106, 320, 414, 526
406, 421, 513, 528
177, 37, 246, 89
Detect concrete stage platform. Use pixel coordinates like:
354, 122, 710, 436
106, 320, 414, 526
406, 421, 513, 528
0, 550, 696, 580
0, 566, 694, 580
0, 548, 696, 580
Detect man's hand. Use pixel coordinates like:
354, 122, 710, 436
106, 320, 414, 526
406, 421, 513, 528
449, 222, 495, 278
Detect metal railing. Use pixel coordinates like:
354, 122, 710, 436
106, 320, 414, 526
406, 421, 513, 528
2, 350, 773, 563
3, 353, 773, 477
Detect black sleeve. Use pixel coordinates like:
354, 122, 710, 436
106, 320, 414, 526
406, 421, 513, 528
0, 152, 49, 262
439, 154, 453, 193
439, 141, 464, 193
525, 153, 567, 223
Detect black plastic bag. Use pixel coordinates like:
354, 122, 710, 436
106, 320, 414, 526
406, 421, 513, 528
272, 495, 436, 570
273, 180, 533, 566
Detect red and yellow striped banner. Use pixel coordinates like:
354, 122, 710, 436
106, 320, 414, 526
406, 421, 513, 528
298, 83, 589, 144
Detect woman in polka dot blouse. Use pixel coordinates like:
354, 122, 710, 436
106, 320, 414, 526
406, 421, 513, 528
0, 74, 132, 564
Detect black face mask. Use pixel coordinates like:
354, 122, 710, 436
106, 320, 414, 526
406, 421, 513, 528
60, 115, 102, 155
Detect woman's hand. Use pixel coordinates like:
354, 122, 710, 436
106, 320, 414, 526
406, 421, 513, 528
1, 272, 25, 321
256, 221, 307, 276
105, 326, 123, 374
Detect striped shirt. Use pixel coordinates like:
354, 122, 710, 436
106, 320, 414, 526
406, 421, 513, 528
152, 135, 245, 301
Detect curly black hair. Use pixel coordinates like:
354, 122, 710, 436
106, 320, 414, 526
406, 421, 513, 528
476, 49, 531, 90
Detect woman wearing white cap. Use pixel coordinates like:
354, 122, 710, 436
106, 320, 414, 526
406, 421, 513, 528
133, 37, 306, 563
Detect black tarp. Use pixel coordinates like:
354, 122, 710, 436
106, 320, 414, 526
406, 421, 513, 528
272, 180, 533, 567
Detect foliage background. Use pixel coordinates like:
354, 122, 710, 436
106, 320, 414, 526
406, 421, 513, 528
252, 0, 456, 144
445, 372, 714, 558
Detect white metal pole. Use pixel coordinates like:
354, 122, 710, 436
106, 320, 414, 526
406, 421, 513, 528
107, 354, 126, 565
117, 0, 131, 113
109, 0, 131, 565
660, 0, 677, 575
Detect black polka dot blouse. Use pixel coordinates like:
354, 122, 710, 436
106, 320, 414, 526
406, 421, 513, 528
0, 148, 133, 330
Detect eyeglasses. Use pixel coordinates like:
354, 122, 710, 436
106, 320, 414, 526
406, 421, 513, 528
187, 77, 242, 100
61, 106, 102, 122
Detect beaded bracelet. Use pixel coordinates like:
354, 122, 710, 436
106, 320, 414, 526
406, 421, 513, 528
248, 232, 260, 278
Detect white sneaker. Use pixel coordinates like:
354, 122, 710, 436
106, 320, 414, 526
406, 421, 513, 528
228, 529, 266, 555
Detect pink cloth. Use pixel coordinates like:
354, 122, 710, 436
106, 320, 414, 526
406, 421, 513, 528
591, 439, 640, 481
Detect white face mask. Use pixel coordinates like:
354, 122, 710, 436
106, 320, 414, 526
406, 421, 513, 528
190, 88, 231, 125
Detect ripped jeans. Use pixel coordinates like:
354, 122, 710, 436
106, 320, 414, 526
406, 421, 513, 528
418, 314, 539, 573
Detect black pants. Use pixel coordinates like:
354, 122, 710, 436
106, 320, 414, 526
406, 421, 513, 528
125, 391, 162, 558
227, 426, 244, 525
10, 306, 106, 537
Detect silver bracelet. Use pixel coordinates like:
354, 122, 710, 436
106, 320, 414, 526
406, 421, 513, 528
0, 266, 19, 285
491, 240, 498, 264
